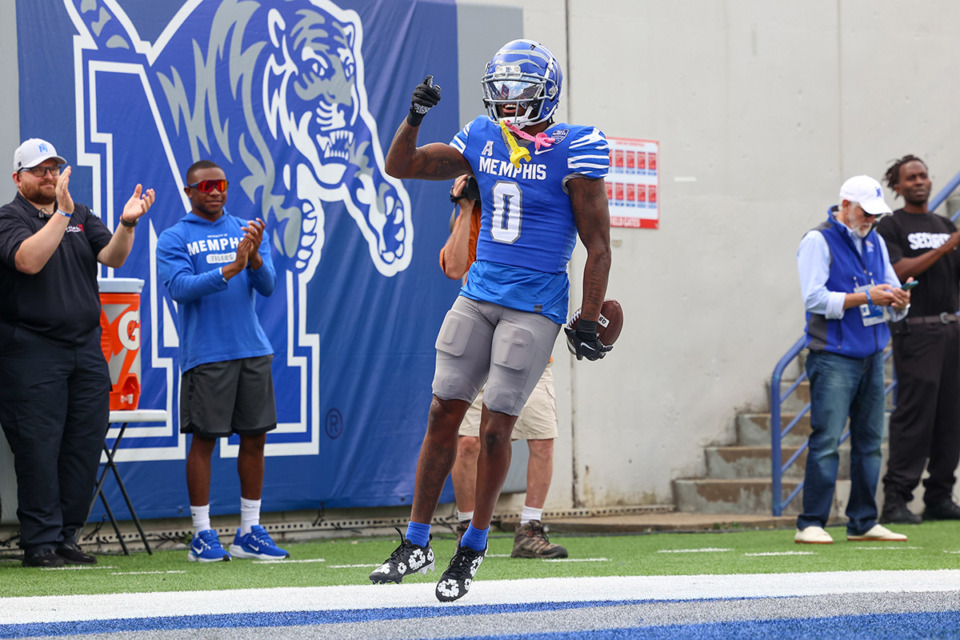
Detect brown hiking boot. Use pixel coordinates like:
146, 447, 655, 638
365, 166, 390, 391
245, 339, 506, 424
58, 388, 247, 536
511, 520, 568, 559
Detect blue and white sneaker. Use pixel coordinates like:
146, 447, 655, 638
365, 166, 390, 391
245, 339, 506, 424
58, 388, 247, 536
229, 525, 290, 560
188, 529, 231, 563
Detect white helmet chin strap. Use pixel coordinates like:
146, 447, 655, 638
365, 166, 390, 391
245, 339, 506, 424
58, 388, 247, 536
498, 102, 538, 127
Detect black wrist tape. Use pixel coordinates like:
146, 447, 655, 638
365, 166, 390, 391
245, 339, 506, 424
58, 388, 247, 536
577, 319, 599, 337
406, 109, 425, 127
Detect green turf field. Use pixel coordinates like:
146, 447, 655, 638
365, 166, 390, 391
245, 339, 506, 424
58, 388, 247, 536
2, 522, 959, 599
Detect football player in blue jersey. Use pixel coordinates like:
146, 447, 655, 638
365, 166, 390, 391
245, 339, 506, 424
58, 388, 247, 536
369, 40, 611, 602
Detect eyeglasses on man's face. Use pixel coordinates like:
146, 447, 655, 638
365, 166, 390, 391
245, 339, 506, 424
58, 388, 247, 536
21, 165, 61, 178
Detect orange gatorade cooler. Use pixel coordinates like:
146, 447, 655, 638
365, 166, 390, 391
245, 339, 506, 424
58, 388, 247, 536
98, 278, 144, 411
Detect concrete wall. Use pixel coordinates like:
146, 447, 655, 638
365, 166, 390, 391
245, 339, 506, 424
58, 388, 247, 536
3, 1, 960, 518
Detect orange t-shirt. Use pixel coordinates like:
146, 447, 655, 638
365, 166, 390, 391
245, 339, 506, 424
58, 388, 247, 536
439, 208, 481, 277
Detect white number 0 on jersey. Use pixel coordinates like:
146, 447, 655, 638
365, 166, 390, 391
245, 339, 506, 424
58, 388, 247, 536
490, 181, 522, 243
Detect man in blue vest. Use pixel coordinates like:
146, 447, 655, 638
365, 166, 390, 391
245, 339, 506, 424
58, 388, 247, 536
795, 175, 913, 544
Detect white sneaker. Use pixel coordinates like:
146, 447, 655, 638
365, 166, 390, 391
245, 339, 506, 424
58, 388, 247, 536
847, 524, 907, 542
794, 526, 833, 544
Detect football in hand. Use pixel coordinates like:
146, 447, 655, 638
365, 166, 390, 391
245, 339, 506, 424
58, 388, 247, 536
565, 299, 623, 354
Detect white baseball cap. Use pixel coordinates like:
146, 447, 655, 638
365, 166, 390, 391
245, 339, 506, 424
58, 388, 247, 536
13, 138, 67, 173
839, 175, 892, 216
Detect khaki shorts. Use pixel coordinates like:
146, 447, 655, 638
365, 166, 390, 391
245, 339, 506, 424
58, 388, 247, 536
459, 363, 558, 440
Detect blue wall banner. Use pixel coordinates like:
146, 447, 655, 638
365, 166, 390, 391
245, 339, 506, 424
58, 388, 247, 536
16, 0, 461, 520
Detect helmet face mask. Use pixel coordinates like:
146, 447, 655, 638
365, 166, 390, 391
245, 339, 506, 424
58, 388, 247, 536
481, 40, 562, 127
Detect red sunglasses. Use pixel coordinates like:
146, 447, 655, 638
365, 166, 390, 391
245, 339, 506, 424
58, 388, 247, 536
186, 179, 228, 193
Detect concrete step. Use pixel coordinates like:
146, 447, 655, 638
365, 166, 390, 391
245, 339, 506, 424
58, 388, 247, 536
705, 443, 889, 480
736, 412, 890, 447
673, 477, 852, 516
773, 379, 810, 413
706, 445, 806, 479
737, 412, 812, 446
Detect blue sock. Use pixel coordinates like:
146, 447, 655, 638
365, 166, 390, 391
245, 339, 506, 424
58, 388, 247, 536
461, 524, 489, 552
405, 521, 431, 548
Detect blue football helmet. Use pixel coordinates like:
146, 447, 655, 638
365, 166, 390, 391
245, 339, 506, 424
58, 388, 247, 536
481, 39, 562, 127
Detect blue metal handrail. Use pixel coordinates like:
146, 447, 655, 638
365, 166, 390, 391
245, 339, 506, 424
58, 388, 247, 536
771, 171, 960, 515
770, 337, 805, 516
932, 173, 960, 220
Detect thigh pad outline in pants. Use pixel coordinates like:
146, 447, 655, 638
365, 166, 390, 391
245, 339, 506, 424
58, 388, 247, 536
433, 298, 493, 404
484, 309, 559, 416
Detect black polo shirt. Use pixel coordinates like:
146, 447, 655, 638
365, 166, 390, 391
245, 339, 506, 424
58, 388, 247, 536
0, 193, 113, 346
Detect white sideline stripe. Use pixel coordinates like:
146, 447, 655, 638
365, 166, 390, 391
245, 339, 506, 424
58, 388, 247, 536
657, 548, 732, 554
853, 546, 922, 551
110, 571, 187, 576
253, 558, 326, 564
543, 557, 609, 563
3, 570, 960, 625
40, 565, 117, 571
744, 551, 815, 557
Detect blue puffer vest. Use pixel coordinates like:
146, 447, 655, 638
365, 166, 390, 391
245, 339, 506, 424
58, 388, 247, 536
804, 207, 890, 358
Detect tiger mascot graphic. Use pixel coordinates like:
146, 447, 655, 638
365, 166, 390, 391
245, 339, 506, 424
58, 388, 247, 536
66, 0, 413, 455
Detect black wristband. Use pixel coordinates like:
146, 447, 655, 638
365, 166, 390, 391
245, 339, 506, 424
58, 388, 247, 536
577, 319, 599, 337
119, 216, 139, 228
406, 110, 425, 127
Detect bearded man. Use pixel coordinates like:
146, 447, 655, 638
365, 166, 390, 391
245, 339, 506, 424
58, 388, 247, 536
0, 139, 154, 567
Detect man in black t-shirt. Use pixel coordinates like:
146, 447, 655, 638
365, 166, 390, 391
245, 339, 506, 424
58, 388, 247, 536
877, 155, 960, 524
0, 139, 154, 567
